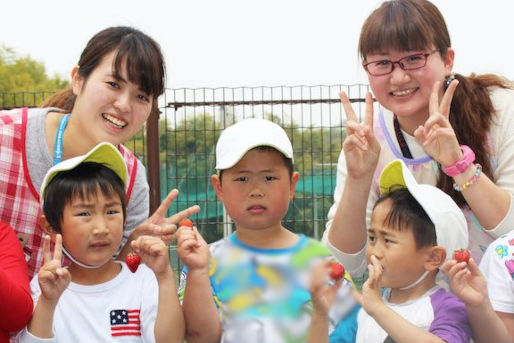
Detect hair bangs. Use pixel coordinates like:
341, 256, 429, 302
359, 0, 449, 60
113, 34, 165, 98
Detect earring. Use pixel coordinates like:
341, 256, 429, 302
444, 73, 455, 89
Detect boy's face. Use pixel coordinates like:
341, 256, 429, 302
212, 148, 299, 232
60, 188, 124, 268
366, 199, 431, 289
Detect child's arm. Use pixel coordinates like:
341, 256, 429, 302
131, 235, 185, 343
307, 260, 343, 343
27, 234, 71, 339
442, 258, 512, 343
355, 256, 448, 343
176, 225, 221, 343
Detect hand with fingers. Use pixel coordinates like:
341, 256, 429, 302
353, 255, 384, 317
413, 80, 463, 167
130, 189, 201, 245
38, 234, 71, 303
309, 260, 344, 315
176, 223, 210, 272
340, 92, 381, 179
441, 258, 487, 308
130, 236, 172, 278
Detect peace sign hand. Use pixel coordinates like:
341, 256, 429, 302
413, 80, 462, 167
129, 189, 201, 246
38, 234, 71, 303
341, 92, 380, 179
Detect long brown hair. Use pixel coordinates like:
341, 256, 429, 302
41, 26, 165, 118
359, 0, 513, 206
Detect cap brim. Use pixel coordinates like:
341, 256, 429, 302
40, 143, 127, 201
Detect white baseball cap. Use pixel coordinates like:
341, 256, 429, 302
40, 142, 127, 202
379, 159, 468, 260
215, 118, 293, 170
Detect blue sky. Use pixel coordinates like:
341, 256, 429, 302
2, 0, 513, 88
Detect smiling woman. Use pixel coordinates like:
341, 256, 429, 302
0, 26, 199, 281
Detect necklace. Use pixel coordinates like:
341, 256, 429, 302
52, 113, 71, 165
393, 114, 413, 159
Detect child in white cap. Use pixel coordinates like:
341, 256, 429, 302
176, 118, 359, 343
16, 143, 184, 343
309, 159, 472, 343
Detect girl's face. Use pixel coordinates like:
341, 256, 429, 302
71, 50, 153, 146
365, 48, 454, 122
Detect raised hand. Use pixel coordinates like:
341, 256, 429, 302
340, 92, 380, 179
353, 255, 384, 317
176, 224, 210, 271
309, 260, 343, 315
130, 236, 171, 277
132, 189, 201, 245
38, 234, 71, 302
441, 258, 487, 308
413, 80, 462, 167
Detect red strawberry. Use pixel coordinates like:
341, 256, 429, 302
453, 249, 471, 264
179, 218, 194, 229
125, 252, 141, 273
329, 262, 345, 280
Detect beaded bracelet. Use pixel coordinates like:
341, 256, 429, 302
453, 164, 482, 192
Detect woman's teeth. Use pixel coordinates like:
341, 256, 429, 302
102, 113, 127, 128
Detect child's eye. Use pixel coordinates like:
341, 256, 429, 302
107, 209, 120, 215
235, 176, 248, 182
264, 176, 277, 182
76, 212, 90, 217
368, 235, 375, 243
106, 81, 120, 89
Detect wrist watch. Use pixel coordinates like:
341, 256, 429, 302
442, 145, 475, 177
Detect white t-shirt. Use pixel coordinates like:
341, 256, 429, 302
16, 262, 160, 343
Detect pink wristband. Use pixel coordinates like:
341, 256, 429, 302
443, 145, 475, 177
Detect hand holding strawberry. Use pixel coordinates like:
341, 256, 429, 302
441, 257, 487, 307
309, 260, 343, 315
130, 236, 172, 277
176, 224, 210, 272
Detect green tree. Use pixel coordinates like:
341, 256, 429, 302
0, 45, 69, 108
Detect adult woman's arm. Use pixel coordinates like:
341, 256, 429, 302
415, 83, 513, 234
324, 93, 380, 255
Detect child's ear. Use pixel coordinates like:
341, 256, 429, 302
38, 215, 57, 237
288, 172, 300, 200
211, 174, 224, 201
424, 246, 447, 271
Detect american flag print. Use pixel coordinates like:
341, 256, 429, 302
110, 309, 141, 337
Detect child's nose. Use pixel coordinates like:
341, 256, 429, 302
249, 185, 264, 197
92, 217, 109, 235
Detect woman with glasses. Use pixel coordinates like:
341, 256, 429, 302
323, 0, 513, 272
